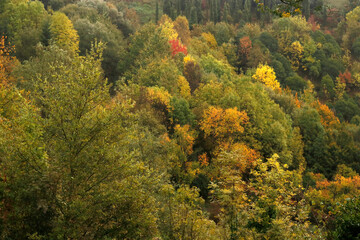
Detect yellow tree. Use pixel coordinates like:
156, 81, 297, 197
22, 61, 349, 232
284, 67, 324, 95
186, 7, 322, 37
158, 15, 178, 41
200, 106, 249, 141
252, 64, 281, 91
201, 32, 218, 49
173, 124, 196, 156
50, 12, 79, 53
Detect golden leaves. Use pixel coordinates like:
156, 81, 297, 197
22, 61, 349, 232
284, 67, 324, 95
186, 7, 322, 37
200, 106, 249, 139
252, 64, 281, 91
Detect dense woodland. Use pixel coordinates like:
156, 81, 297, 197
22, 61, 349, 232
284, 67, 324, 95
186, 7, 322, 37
0, 0, 360, 239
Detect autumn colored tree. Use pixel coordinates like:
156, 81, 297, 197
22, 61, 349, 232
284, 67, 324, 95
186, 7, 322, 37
306, 168, 360, 228
169, 39, 188, 56
159, 14, 178, 41
252, 64, 281, 91
0, 36, 18, 84
311, 100, 340, 128
200, 106, 248, 148
237, 36, 252, 70
212, 154, 322, 239
177, 75, 191, 100
49, 12, 79, 53
201, 32, 218, 49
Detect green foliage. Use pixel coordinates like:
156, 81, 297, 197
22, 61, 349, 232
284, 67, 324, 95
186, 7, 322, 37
133, 57, 180, 92
204, 22, 235, 46
3, 0, 360, 238
321, 74, 336, 99
334, 96, 360, 122
331, 197, 360, 240
158, 185, 222, 240
73, 18, 124, 82
170, 97, 195, 126
118, 23, 170, 80
259, 32, 278, 53
285, 74, 308, 92
1, 0, 47, 60
200, 54, 233, 79
352, 37, 360, 59
294, 107, 331, 176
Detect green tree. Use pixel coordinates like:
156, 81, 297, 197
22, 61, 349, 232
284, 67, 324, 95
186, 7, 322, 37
1, 0, 47, 60
19, 44, 162, 239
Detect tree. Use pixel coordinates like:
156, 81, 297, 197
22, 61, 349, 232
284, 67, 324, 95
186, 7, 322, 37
332, 197, 360, 240
342, 6, 360, 50
73, 17, 125, 83
252, 64, 281, 91
174, 15, 191, 45
49, 12, 79, 53
211, 154, 322, 239
1, 0, 47, 60
0, 35, 51, 239
256, 0, 304, 17
158, 185, 222, 240
200, 106, 248, 146
184, 60, 202, 93
20, 44, 162, 238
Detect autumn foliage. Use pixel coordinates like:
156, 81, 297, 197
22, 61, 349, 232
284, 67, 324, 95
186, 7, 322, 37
169, 39, 188, 56
253, 64, 281, 91
312, 100, 340, 128
0, 36, 17, 85
200, 106, 249, 139
239, 36, 252, 59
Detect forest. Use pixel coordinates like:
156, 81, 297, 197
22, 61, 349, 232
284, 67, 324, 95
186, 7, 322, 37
0, 0, 360, 239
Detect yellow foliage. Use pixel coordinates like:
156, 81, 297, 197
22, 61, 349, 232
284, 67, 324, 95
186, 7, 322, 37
177, 76, 191, 100
343, 6, 360, 49
146, 86, 172, 111
201, 32, 217, 49
183, 54, 195, 64
200, 106, 249, 139
282, 12, 291, 18
252, 64, 281, 91
159, 15, 178, 41
288, 41, 304, 70
50, 12, 79, 53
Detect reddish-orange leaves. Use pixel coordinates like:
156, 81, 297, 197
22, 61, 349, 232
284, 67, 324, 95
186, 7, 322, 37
169, 39, 188, 57
312, 100, 340, 128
